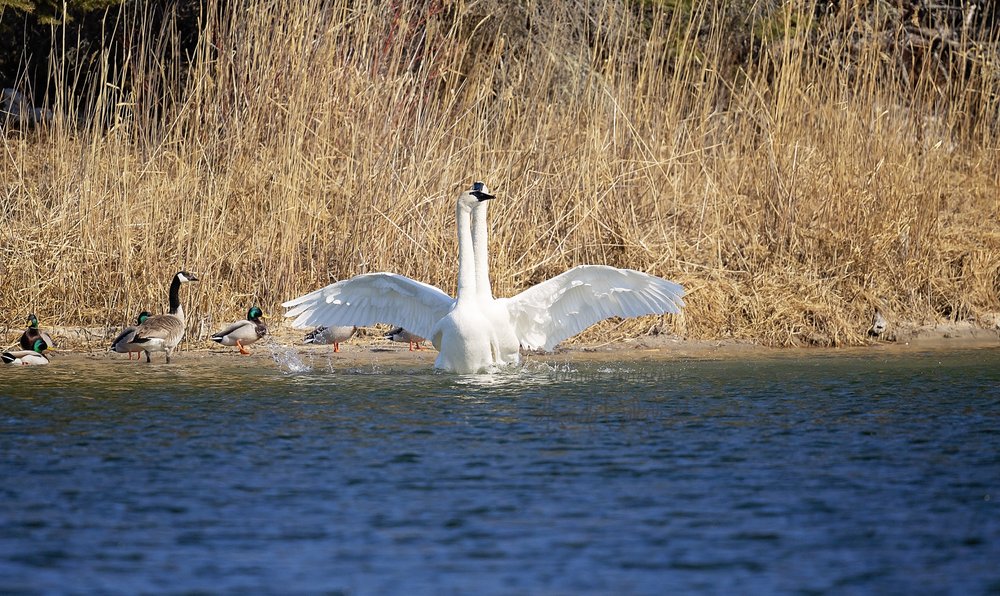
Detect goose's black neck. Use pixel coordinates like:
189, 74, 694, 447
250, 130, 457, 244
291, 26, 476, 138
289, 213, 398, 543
167, 275, 182, 314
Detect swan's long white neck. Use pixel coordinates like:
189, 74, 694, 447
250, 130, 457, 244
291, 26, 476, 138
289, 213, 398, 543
472, 199, 493, 300
455, 200, 477, 303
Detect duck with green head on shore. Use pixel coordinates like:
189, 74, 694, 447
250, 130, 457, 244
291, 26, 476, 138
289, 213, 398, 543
211, 306, 267, 355
110, 311, 153, 360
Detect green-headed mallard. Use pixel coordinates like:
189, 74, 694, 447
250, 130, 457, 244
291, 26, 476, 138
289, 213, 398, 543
111, 311, 153, 360
20, 313, 55, 351
3, 338, 50, 366
385, 327, 426, 351
303, 325, 357, 353
130, 271, 199, 363
211, 306, 267, 354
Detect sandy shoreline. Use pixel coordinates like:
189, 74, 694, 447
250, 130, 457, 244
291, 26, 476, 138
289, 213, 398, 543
6, 320, 998, 368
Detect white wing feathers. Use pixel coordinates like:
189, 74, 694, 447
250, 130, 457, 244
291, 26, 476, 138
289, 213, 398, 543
502, 265, 685, 352
282, 273, 454, 341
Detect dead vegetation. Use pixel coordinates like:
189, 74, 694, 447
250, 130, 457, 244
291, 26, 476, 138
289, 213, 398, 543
1, 0, 997, 348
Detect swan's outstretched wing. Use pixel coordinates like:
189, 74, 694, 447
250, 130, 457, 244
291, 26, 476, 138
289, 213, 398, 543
282, 273, 454, 341
502, 265, 685, 352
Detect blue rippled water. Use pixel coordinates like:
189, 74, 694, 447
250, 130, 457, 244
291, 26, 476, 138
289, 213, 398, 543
2, 348, 999, 594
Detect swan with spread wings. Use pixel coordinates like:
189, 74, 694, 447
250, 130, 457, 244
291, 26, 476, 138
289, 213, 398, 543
283, 182, 685, 373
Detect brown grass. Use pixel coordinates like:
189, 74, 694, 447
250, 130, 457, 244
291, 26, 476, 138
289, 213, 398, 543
1, 0, 998, 348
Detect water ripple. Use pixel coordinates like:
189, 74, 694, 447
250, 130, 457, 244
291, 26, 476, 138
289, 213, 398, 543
1, 349, 999, 593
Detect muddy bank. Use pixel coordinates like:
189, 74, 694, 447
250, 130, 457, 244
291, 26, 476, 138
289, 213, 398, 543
7, 319, 998, 369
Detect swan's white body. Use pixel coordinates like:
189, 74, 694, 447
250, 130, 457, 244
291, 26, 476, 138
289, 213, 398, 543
283, 182, 686, 373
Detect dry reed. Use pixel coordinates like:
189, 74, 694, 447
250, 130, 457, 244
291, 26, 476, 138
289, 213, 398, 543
1, 0, 998, 348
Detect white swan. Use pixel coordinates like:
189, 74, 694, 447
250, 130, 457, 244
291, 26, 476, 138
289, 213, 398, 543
283, 182, 686, 373
283, 186, 493, 373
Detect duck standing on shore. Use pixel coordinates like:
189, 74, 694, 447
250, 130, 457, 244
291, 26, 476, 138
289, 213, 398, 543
129, 271, 199, 363
211, 306, 267, 354
110, 311, 153, 360
385, 327, 426, 351
303, 325, 356, 353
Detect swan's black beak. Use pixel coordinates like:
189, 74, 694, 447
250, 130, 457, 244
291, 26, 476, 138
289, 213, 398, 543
471, 181, 495, 201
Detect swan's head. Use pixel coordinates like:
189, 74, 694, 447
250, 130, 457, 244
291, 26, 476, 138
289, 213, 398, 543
248, 306, 264, 320
470, 181, 494, 201
457, 181, 495, 210
175, 271, 199, 283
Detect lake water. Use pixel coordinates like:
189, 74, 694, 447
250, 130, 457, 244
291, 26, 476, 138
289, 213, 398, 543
2, 347, 999, 594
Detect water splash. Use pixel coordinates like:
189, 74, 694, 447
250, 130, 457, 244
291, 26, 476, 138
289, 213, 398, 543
262, 338, 311, 373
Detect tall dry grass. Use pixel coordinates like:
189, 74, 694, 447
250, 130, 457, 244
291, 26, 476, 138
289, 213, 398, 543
1, 0, 998, 347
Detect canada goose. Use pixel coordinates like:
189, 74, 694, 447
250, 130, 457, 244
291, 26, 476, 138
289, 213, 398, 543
130, 271, 199, 363
110, 311, 153, 360
3, 339, 49, 365
211, 306, 267, 354
303, 325, 356, 352
385, 327, 426, 351
284, 182, 685, 373
19, 313, 55, 351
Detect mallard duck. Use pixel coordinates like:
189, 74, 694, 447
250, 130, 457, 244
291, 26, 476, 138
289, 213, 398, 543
211, 306, 267, 354
303, 325, 356, 352
110, 311, 153, 360
19, 313, 55, 351
385, 327, 426, 351
130, 271, 199, 363
3, 338, 50, 365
